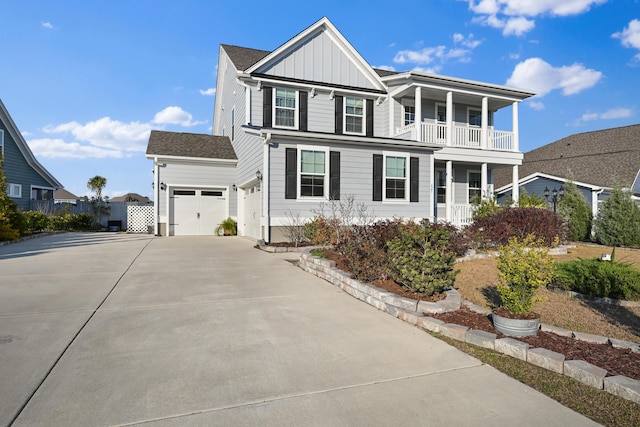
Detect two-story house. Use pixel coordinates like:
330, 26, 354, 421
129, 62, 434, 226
147, 17, 534, 240
1, 99, 63, 211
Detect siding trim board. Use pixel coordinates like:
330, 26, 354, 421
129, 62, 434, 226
251, 73, 387, 95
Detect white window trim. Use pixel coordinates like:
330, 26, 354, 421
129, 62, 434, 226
402, 100, 415, 126
8, 183, 22, 198
467, 107, 482, 127
0, 129, 4, 157
343, 96, 366, 136
467, 170, 482, 203
382, 151, 410, 203
297, 145, 329, 201
436, 102, 447, 123
273, 87, 299, 130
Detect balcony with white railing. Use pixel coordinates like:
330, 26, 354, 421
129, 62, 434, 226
396, 121, 516, 152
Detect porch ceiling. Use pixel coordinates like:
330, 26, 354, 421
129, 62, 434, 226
394, 85, 515, 110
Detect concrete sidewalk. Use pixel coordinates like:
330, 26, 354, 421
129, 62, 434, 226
0, 234, 597, 426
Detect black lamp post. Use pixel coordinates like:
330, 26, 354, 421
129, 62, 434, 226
544, 185, 564, 213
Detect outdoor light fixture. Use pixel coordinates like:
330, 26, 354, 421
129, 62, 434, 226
160, 182, 166, 191
544, 185, 564, 213
256, 170, 263, 181
232, 184, 237, 191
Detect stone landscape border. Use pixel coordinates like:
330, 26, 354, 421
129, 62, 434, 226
298, 248, 640, 405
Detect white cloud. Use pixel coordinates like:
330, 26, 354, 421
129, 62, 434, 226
528, 101, 545, 110
612, 19, 640, 61
26, 138, 124, 159
152, 106, 206, 127
45, 117, 151, 152
506, 57, 602, 96
34, 106, 206, 159
573, 107, 633, 125
41, 22, 53, 29
199, 88, 216, 96
468, 0, 607, 36
393, 33, 480, 70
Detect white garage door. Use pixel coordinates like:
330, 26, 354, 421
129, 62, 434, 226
171, 188, 227, 236
243, 184, 261, 240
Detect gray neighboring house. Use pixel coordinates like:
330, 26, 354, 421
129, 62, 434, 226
494, 124, 640, 217
148, 17, 535, 239
146, 130, 237, 236
54, 188, 79, 204
0, 99, 63, 211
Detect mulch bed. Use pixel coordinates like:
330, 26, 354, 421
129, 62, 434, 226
431, 306, 640, 380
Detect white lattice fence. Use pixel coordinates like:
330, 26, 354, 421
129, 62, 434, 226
127, 205, 154, 233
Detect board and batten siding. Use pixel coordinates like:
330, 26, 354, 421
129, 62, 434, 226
157, 160, 237, 223
258, 30, 379, 91
267, 140, 433, 224
0, 121, 54, 211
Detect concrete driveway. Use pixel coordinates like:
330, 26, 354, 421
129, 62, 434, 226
0, 233, 596, 426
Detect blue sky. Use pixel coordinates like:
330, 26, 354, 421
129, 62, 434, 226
1, 0, 638, 200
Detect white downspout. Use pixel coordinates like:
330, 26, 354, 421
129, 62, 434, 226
262, 133, 272, 242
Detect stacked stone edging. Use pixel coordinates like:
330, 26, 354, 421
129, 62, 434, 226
298, 248, 640, 405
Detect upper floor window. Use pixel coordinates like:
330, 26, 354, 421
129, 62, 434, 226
468, 171, 481, 202
468, 109, 482, 127
344, 97, 364, 134
436, 104, 447, 123
274, 88, 297, 128
404, 105, 415, 126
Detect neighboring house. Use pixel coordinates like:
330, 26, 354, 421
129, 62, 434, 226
147, 17, 534, 240
494, 124, 640, 217
0, 99, 63, 211
110, 193, 151, 203
54, 188, 79, 204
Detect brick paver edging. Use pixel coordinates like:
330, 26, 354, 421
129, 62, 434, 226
298, 249, 640, 405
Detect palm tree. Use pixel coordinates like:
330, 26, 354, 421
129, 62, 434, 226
87, 175, 107, 200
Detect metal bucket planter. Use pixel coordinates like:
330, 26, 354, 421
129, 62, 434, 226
492, 312, 540, 337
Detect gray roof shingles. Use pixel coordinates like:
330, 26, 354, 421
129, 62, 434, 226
495, 124, 640, 189
146, 130, 237, 160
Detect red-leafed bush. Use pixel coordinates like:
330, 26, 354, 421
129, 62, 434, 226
470, 207, 565, 248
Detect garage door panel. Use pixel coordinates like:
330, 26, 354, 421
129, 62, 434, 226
171, 188, 227, 236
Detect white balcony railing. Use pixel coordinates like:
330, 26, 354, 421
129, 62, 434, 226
452, 204, 475, 227
397, 121, 515, 151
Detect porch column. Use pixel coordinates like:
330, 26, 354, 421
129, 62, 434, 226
415, 86, 422, 142
512, 101, 519, 152
446, 160, 453, 222
481, 97, 488, 149
512, 165, 519, 204
446, 91, 453, 147
481, 163, 488, 200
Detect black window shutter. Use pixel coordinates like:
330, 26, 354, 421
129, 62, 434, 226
263, 86, 272, 128
285, 148, 297, 199
329, 151, 340, 200
366, 99, 374, 137
373, 154, 383, 201
335, 95, 343, 134
410, 157, 419, 202
299, 91, 308, 131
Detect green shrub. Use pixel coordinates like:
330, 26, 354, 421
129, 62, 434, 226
471, 207, 565, 248
304, 216, 338, 245
517, 190, 547, 208
557, 181, 592, 242
387, 220, 458, 297
471, 196, 503, 220
554, 255, 640, 301
68, 212, 94, 230
23, 211, 50, 232
594, 185, 640, 247
497, 235, 555, 315
0, 212, 20, 241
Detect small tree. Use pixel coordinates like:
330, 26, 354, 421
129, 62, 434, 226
471, 195, 503, 220
497, 235, 555, 315
0, 155, 24, 240
594, 185, 640, 247
387, 220, 458, 297
557, 181, 592, 242
517, 189, 547, 208
86, 175, 110, 228
87, 175, 107, 200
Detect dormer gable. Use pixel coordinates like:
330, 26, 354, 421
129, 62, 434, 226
246, 17, 385, 92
